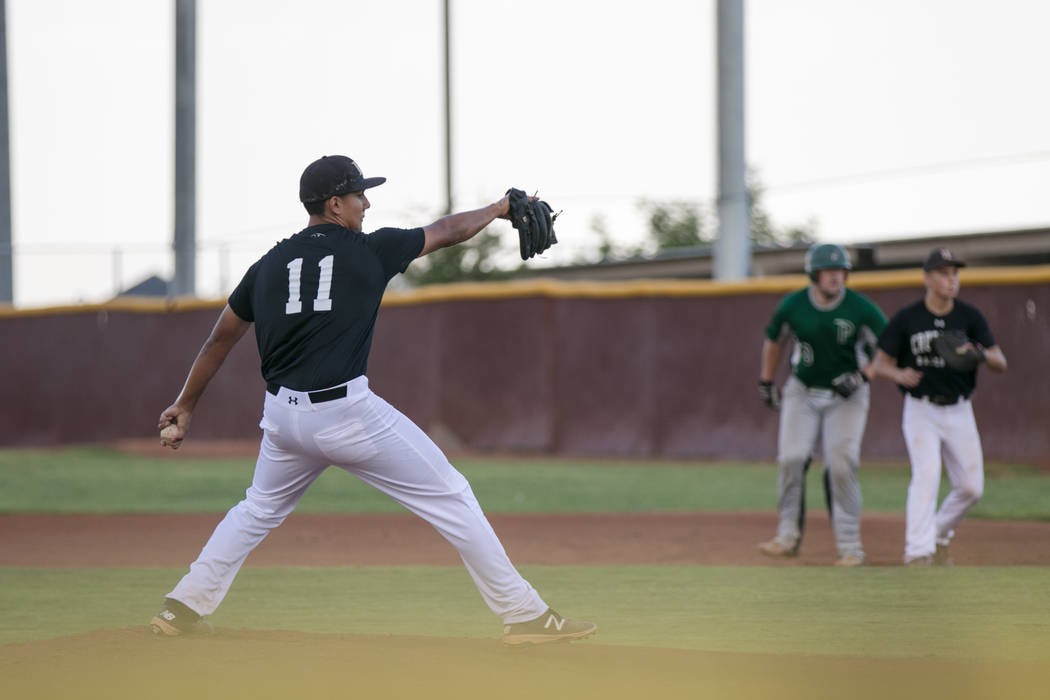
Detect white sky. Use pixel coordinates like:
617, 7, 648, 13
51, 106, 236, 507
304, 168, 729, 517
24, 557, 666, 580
7, 0, 1050, 307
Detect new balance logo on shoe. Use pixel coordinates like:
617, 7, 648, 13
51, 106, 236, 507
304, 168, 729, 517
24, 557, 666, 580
502, 608, 597, 646
149, 598, 214, 637
544, 614, 566, 631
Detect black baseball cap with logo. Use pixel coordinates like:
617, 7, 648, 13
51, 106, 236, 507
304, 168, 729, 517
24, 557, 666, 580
299, 155, 386, 203
923, 247, 967, 271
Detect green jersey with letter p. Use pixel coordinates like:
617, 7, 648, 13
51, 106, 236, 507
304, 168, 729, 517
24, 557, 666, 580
765, 288, 887, 389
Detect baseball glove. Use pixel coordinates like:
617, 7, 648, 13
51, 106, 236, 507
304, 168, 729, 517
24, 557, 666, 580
932, 330, 985, 372
507, 188, 559, 260
831, 371, 864, 399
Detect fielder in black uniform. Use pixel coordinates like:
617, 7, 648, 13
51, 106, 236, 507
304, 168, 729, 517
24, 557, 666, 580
872, 248, 1007, 565
149, 155, 596, 645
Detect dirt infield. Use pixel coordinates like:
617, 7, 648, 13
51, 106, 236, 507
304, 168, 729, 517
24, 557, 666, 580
2, 511, 1048, 567
3, 511, 1048, 700
2, 626, 1045, 700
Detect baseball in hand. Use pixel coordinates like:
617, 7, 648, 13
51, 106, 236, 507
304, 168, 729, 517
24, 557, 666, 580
160, 424, 181, 443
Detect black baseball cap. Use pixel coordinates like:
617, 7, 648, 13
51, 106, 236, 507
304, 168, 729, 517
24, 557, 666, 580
923, 247, 967, 271
299, 155, 386, 203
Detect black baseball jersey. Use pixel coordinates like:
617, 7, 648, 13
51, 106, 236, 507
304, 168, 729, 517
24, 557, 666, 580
877, 299, 995, 401
228, 223, 425, 391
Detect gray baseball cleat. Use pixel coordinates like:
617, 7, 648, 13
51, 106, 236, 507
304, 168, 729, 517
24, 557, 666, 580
758, 537, 800, 557
502, 609, 597, 646
149, 598, 214, 637
934, 543, 954, 566
904, 554, 934, 567
834, 552, 865, 567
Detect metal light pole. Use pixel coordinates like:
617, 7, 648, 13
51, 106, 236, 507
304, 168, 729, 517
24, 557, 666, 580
714, 0, 750, 280
173, 0, 196, 297
0, 0, 12, 303
443, 0, 453, 215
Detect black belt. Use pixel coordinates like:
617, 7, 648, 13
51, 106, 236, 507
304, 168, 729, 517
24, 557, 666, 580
266, 383, 347, 404
917, 394, 964, 406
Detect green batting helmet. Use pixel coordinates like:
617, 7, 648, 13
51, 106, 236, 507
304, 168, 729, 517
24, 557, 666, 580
805, 244, 852, 281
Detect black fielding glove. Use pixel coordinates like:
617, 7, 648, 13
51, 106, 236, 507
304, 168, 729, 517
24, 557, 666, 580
932, 331, 985, 372
507, 187, 560, 260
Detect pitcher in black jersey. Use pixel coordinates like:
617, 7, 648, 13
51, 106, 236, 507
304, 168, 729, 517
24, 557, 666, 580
872, 248, 1007, 566
148, 155, 595, 645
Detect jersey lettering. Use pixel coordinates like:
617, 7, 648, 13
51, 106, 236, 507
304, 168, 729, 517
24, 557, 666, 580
910, 329, 937, 355
285, 256, 335, 315
910, 330, 945, 368
285, 259, 303, 314
833, 318, 856, 345
315, 255, 334, 311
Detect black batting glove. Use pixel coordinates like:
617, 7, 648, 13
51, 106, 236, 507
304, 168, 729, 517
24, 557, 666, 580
758, 379, 780, 410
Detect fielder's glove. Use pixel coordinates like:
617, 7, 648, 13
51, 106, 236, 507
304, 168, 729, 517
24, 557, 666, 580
831, 371, 865, 399
932, 330, 985, 372
758, 379, 780, 410
507, 187, 559, 260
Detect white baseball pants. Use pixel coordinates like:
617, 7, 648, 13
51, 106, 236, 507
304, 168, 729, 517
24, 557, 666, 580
168, 376, 548, 624
901, 394, 984, 561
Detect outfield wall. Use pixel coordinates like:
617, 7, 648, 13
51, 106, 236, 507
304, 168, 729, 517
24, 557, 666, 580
2, 267, 1047, 460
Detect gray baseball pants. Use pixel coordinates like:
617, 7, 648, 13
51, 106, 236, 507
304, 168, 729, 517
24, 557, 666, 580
774, 376, 869, 557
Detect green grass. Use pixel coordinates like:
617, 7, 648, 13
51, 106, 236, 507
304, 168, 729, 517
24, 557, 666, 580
0, 446, 1048, 519
1, 565, 1048, 661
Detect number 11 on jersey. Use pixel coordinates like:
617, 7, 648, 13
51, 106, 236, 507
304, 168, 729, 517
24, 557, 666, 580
285, 255, 334, 314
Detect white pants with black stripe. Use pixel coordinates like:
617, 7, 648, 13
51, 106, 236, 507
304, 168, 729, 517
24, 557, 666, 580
902, 394, 984, 562
167, 375, 548, 624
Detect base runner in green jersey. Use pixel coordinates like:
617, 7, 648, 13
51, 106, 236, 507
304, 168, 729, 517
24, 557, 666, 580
756, 244, 887, 566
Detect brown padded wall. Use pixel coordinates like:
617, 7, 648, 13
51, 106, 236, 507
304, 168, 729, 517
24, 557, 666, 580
368, 297, 558, 452
0, 307, 265, 445
2, 280, 1046, 460
371, 283, 1047, 460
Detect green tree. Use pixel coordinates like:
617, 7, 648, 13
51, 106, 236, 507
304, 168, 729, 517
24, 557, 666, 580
590, 213, 616, 260
403, 228, 512, 286
747, 171, 817, 247
404, 168, 818, 285
636, 198, 712, 250
636, 171, 817, 253
585, 213, 643, 261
